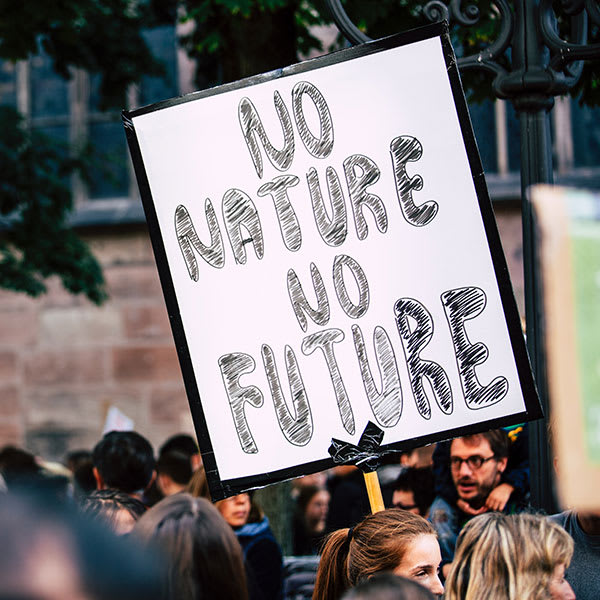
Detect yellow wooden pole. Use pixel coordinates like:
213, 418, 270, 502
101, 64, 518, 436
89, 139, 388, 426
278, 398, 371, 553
363, 471, 385, 513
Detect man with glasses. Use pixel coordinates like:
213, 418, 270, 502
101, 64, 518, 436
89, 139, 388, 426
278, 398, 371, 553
429, 429, 527, 575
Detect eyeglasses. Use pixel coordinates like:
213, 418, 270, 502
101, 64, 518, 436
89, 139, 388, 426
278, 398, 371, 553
393, 501, 418, 511
450, 455, 496, 471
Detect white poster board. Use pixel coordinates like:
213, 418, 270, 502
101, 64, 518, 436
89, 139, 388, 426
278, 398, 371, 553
124, 22, 540, 499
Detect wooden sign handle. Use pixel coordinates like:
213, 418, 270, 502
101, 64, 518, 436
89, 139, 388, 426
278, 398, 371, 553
363, 471, 385, 513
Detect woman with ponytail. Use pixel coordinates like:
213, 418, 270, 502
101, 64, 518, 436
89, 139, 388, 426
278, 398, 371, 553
312, 508, 443, 600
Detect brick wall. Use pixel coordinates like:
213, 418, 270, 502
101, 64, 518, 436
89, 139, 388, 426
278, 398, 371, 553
0, 207, 524, 461
0, 225, 193, 460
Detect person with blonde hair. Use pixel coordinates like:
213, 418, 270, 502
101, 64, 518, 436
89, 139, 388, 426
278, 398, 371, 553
444, 512, 575, 600
312, 508, 443, 600
185, 464, 211, 500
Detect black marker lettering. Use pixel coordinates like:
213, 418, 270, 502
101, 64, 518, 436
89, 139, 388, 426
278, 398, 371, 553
222, 188, 264, 264
257, 175, 302, 252
302, 328, 355, 434
218, 353, 264, 454
344, 154, 388, 240
238, 93, 294, 178
352, 324, 402, 427
292, 81, 334, 159
333, 254, 369, 319
390, 136, 438, 226
174, 202, 225, 279
441, 287, 509, 408
287, 263, 330, 332
394, 297, 453, 418
307, 166, 347, 247
262, 344, 313, 446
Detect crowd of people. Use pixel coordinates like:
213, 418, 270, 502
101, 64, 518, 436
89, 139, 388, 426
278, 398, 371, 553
0, 423, 598, 599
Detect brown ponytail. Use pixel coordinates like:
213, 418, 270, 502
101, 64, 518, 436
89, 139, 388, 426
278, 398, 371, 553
312, 528, 352, 600
312, 509, 435, 600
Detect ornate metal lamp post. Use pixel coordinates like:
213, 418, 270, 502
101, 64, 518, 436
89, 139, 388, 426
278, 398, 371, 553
326, 0, 600, 511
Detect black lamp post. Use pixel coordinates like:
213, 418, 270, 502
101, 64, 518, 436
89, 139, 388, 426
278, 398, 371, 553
325, 0, 600, 512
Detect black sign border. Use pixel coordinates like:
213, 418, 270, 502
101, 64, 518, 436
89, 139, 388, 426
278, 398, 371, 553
123, 20, 542, 501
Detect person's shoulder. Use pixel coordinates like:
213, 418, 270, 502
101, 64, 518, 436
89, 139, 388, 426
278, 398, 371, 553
548, 509, 572, 527
250, 534, 282, 552
246, 535, 283, 567
243, 518, 281, 546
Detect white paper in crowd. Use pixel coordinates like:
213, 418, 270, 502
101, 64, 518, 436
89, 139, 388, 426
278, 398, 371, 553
102, 406, 135, 435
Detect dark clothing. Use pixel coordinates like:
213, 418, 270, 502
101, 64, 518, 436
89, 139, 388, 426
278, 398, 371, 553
325, 469, 370, 532
292, 513, 325, 556
235, 517, 283, 600
282, 556, 319, 600
549, 510, 600, 600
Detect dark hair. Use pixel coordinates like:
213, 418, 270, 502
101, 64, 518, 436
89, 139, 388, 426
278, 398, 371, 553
81, 489, 147, 533
92, 431, 155, 493
0, 446, 40, 485
157, 450, 193, 485
159, 434, 198, 458
133, 494, 248, 600
392, 468, 435, 516
341, 573, 435, 600
73, 457, 97, 497
66, 450, 95, 498
0, 446, 70, 499
0, 491, 163, 600
65, 449, 92, 472
455, 429, 510, 458
313, 509, 437, 600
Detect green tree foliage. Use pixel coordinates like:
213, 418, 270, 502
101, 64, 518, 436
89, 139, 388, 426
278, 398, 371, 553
0, 0, 173, 303
0, 107, 107, 303
178, 0, 328, 85
0, 0, 172, 108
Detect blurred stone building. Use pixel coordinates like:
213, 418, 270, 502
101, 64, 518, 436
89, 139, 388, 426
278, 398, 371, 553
0, 24, 599, 461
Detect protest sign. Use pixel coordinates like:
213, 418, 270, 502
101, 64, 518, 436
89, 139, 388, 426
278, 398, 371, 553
532, 185, 600, 511
124, 22, 541, 500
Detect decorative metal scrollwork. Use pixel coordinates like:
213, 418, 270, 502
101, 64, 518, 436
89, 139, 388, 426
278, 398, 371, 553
448, 0, 480, 26
561, 0, 600, 25
326, 0, 600, 109
423, 1, 449, 22
325, 0, 370, 45
540, 0, 600, 75
585, 0, 600, 26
